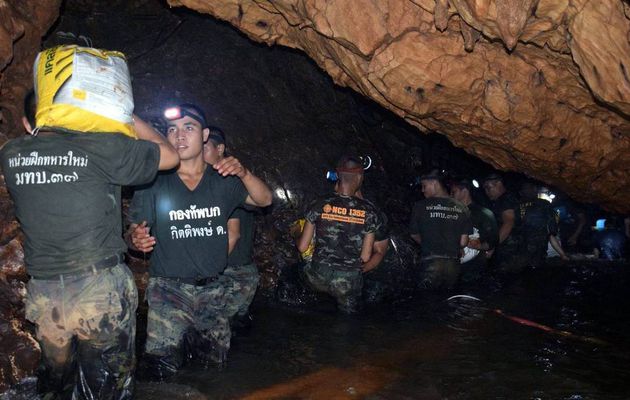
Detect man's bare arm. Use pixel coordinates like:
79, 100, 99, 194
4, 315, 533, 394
297, 221, 315, 253
227, 218, 241, 255
213, 156, 272, 207
360, 232, 375, 264
498, 209, 515, 243
362, 239, 389, 273
133, 114, 179, 170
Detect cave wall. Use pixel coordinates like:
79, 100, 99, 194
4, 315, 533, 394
0, 0, 61, 142
0, 0, 61, 392
167, 0, 630, 212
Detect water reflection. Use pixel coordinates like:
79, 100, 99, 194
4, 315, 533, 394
136, 262, 630, 399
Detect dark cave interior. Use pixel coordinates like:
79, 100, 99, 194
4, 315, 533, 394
0, 1, 629, 398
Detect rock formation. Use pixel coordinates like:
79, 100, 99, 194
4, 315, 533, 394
167, 0, 630, 212
0, 0, 62, 143
0, 2, 60, 392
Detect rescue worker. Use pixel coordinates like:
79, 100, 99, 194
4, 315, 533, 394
450, 178, 498, 283
409, 170, 472, 291
517, 181, 561, 268
203, 127, 261, 327
592, 217, 627, 260
0, 90, 179, 399
552, 193, 588, 253
127, 104, 271, 376
482, 173, 523, 273
297, 155, 378, 313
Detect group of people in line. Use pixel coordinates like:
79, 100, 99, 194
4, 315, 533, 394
298, 161, 630, 318
2, 61, 628, 400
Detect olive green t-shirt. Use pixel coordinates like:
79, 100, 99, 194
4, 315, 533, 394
0, 132, 160, 278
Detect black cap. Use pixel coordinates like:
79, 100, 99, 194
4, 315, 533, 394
450, 178, 473, 192
207, 126, 225, 145
420, 169, 446, 182
483, 172, 503, 183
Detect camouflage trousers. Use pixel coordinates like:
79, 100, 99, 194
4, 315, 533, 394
222, 263, 260, 318
25, 263, 138, 400
144, 275, 236, 373
418, 257, 461, 292
302, 263, 363, 314
492, 236, 528, 274
459, 253, 488, 285
521, 235, 549, 269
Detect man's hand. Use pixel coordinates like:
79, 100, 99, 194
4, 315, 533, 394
214, 156, 248, 178
467, 238, 482, 250
129, 221, 156, 253
361, 263, 376, 273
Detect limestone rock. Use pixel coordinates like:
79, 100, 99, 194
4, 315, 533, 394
0, 0, 62, 143
169, 0, 630, 211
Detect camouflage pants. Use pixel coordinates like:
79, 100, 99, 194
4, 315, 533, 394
302, 263, 363, 314
25, 263, 138, 400
459, 254, 488, 285
521, 235, 549, 269
493, 236, 528, 274
144, 276, 236, 372
222, 263, 260, 318
418, 257, 461, 291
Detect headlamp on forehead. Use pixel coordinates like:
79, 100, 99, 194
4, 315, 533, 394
326, 155, 372, 182
163, 105, 207, 128
163, 107, 183, 120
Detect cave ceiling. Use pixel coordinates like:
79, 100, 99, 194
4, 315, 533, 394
1, 0, 629, 211
165, 0, 630, 212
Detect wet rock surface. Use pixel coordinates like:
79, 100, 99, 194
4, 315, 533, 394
0, 232, 39, 394
168, 0, 630, 212
0, 0, 61, 143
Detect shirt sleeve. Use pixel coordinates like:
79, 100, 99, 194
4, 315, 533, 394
229, 207, 246, 221
227, 177, 248, 212
374, 211, 390, 241
460, 206, 474, 236
481, 208, 499, 249
500, 194, 518, 213
363, 205, 378, 234
128, 184, 156, 226
103, 135, 160, 186
305, 199, 321, 224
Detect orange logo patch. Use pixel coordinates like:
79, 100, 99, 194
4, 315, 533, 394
321, 204, 366, 225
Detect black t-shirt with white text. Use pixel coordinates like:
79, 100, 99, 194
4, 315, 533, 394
0, 132, 160, 278
409, 197, 473, 258
129, 167, 247, 278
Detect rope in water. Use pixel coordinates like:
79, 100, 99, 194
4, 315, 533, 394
446, 295, 608, 346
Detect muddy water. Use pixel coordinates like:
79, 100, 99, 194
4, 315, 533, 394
136, 261, 630, 400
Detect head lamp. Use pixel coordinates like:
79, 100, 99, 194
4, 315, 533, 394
163, 105, 207, 128
359, 155, 372, 171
